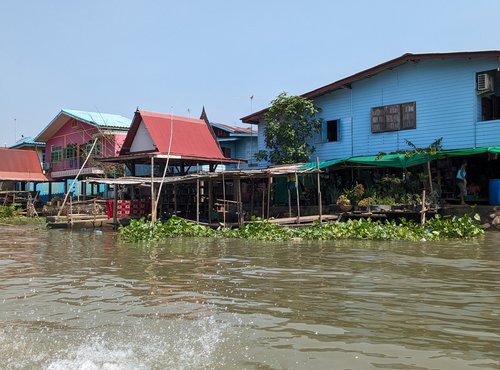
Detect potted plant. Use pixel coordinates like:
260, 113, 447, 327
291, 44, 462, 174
357, 197, 371, 212
336, 194, 352, 212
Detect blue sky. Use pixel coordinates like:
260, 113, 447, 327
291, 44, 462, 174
1, 0, 500, 146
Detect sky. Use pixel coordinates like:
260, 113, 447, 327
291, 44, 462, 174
1, 0, 500, 146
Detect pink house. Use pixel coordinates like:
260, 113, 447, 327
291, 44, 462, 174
35, 109, 131, 180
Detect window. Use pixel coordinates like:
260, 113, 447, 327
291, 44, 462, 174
326, 120, 339, 142
371, 101, 416, 133
481, 96, 500, 121
478, 71, 500, 121
65, 144, 76, 159
71, 119, 78, 128
50, 146, 62, 162
85, 141, 102, 157
221, 146, 231, 158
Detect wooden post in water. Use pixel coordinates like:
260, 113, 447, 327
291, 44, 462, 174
288, 181, 292, 218
295, 172, 301, 224
208, 179, 213, 224
266, 176, 272, 218
426, 161, 434, 196
173, 184, 178, 216
235, 177, 243, 226
150, 156, 156, 224
113, 184, 118, 230
421, 190, 426, 225
222, 173, 227, 227
316, 157, 322, 223
196, 164, 200, 224
250, 180, 255, 218
261, 182, 265, 219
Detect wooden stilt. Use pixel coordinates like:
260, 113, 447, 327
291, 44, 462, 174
288, 178, 292, 218
222, 175, 227, 227
266, 176, 272, 218
295, 172, 300, 224
151, 156, 156, 223
421, 190, 426, 225
261, 182, 265, 219
250, 180, 255, 218
316, 157, 322, 223
426, 161, 434, 195
235, 177, 243, 226
208, 179, 213, 224
113, 184, 118, 230
196, 179, 200, 225
173, 184, 178, 215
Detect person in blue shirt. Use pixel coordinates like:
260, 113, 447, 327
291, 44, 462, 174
456, 161, 467, 205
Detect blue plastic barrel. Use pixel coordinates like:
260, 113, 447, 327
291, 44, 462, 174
489, 179, 500, 205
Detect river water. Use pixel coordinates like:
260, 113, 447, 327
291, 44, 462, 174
0, 224, 499, 370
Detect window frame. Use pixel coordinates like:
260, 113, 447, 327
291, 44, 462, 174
325, 119, 340, 142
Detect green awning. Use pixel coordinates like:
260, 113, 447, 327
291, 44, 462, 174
300, 146, 500, 170
299, 158, 348, 170
346, 153, 437, 168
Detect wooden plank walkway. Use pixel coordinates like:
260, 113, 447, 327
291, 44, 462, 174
267, 214, 338, 225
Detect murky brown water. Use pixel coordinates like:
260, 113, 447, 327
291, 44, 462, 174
0, 224, 499, 369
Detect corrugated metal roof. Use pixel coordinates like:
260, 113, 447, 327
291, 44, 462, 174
10, 136, 45, 149
0, 148, 48, 181
35, 109, 131, 142
121, 110, 228, 161
241, 50, 500, 123
62, 109, 131, 128
84, 165, 319, 185
211, 122, 256, 135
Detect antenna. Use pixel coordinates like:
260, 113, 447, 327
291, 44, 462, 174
249, 95, 254, 165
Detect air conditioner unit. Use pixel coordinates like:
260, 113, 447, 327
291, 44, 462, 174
477, 73, 494, 93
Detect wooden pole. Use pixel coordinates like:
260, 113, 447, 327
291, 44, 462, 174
151, 156, 156, 224
421, 190, 426, 225
208, 179, 213, 224
196, 177, 200, 225
250, 180, 255, 218
316, 157, 322, 223
261, 183, 265, 219
266, 176, 272, 218
287, 181, 292, 218
113, 185, 118, 230
222, 174, 227, 227
426, 161, 434, 195
295, 172, 301, 224
235, 177, 243, 226
173, 184, 178, 215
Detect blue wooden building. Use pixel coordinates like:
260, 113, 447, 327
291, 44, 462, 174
210, 122, 258, 169
242, 51, 500, 165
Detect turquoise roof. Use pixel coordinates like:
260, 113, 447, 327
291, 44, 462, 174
62, 109, 131, 128
10, 136, 45, 149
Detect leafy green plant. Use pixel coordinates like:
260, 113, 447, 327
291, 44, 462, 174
255, 92, 322, 164
0, 205, 44, 224
118, 216, 216, 242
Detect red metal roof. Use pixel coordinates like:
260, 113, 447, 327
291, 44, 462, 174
120, 110, 228, 161
0, 148, 48, 182
241, 50, 500, 123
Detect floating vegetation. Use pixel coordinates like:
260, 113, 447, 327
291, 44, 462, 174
119, 214, 484, 243
0, 205, 44, 224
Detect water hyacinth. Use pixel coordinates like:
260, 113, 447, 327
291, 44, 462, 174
119, 214, 484, 243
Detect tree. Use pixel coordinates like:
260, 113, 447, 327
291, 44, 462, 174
255, 92, 322, 165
